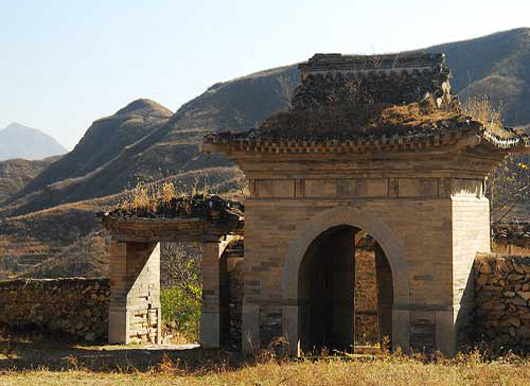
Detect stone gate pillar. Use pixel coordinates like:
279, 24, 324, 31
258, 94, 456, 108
199, 240, 229, 348
108, 240, 161, 344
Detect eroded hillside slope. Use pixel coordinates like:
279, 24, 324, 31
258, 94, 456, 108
2, 28, 530, 278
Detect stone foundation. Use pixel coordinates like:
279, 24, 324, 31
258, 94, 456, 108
0, 278, 109, 341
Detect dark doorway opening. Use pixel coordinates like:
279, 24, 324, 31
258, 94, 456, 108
298, 225, 393, 353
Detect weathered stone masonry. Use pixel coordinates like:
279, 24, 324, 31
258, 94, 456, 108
204, 52, 530, 356
108, 240, 161, 344
475, 253, 530, 346
0, 278, 109, 340
5, 251, 530, 349
99, 196, 244, 347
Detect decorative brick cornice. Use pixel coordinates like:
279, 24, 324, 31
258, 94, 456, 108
203, 126, 530, 157
480, 129, 530, 150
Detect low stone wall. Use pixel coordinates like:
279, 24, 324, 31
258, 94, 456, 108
475, 254, 530, 347
0, 278, 109, 341
12, 252, 530, 350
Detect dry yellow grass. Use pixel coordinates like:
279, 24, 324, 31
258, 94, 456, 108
3, 355, 530, 385
2, 331, 530, 386
258, 98, 463, 139
368, 101, 460, 132
118, 176, 234, 212
120, 181, 175, 212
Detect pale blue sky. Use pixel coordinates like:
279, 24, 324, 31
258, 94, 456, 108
1, 0, 529, 149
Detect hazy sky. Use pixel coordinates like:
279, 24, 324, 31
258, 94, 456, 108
1, 0, 529, 149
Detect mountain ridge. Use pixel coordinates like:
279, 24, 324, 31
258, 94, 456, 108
4, 99, 174, 209
424, 27, 530, 126
4, 28, 530, 217
2, 28, 530, 279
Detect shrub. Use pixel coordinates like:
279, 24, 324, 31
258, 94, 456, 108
160, 285, 201, 342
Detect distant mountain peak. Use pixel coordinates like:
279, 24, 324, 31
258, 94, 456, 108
5, 122, 29, 130
115, 98, 173, 117
0, 123, 67, 161
4, 122, 43, 133
4, 27, 530, 217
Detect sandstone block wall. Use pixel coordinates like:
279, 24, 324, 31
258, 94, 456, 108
108, 241, 161, 344
0, 278, 109, 341
452, 195, 491, 343
238, 174, 492, 355
244, 196, 457, 352
354, 247, 379, 345
227, 258, 244, 350
475, 253, 530, 347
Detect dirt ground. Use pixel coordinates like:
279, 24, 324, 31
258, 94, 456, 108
0, 330, 236, 372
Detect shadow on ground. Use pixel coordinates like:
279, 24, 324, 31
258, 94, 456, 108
0, 331, 247, 373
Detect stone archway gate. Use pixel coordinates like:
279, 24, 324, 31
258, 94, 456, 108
98, 196, 244, 347
282, 206, 409, 354
201, 53, 530, 356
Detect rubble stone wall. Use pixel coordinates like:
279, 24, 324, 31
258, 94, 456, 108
11, 250, 530, 350
475, 253, 530, 347
0, 278, 109, 341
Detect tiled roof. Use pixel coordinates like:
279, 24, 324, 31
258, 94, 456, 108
99, 194, 243, 221
204, 53, 528, 153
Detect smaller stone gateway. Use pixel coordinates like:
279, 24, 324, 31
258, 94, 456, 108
99, 195, 244, 346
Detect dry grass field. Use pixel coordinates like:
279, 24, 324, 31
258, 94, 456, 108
3, 352, 530, 385
3, 331, 530, 385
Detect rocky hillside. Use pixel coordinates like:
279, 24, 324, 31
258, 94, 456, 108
5, 28, 530, 218
1, 28, 530, 278
1, 68, 297, 216
426, 27, 530, 127
4, 99, 173, 209
20, 231, 110, 279
6, 29, 530, 217
0, 156, 60, 205
0, 203, 101, 278
0, 123, 67, 161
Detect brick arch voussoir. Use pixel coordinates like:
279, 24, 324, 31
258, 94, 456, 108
282, 206, 409, 308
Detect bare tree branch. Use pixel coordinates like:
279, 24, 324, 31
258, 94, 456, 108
161, 242, 203, 304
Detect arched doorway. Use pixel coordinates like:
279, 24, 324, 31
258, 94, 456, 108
282, 206, 410, 356
298, 225, 393, 352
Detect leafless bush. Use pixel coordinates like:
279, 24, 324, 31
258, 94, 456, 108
277, 75, 298, 107
463, 96, 504, 135
161, 242, 202, 303
489, 155, 530, 222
